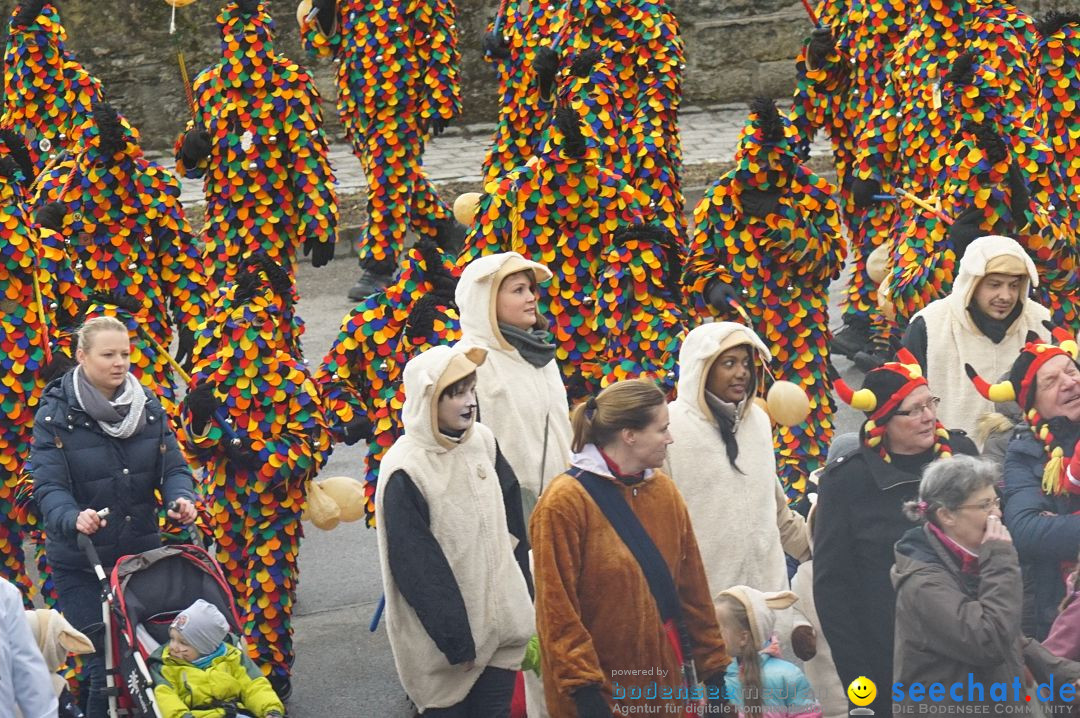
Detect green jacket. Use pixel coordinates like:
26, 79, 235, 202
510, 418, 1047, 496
149, 642, 284, 718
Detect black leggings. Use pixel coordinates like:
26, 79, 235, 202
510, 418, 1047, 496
421, 667, 517, 717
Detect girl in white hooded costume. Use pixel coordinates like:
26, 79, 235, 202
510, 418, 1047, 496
375, 345, 535, 715
665, 322, 813, 662
454, 252, 573, 520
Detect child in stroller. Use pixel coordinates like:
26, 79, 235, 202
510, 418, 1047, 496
148, 599, 284, 718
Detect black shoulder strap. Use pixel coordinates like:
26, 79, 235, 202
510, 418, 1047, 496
567, 466, 682, 623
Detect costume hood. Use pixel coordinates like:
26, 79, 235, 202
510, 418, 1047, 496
717, 585, 799, 651
456, 252, 551, 351
675, 322, 770, 421
947, 234, 1037, 329
400, 345, 488, 451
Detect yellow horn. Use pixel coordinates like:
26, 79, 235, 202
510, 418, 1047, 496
851, 388, 878, 412
987, 382, 1017, 404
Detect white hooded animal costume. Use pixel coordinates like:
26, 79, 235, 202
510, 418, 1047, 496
455, 252, 573, 520
374, 345, 535, 711
907, 235, 1051, 442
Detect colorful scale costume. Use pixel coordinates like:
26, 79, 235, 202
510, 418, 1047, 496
177, 0, 337, 289
590, 223, 685, 397
179, 257, 331, 684
316, 237, 460, 526
931, 57, 1080, 325
461, 107, 649, 399
479, 0, 562, 182
33, 106, 210, 409
1035, 13, 1080, 219
551, 0, 685, 235
852, 0, 1038, 320
0, 130, 82, 603
685, 99, 846, 503
792, 0, 904, 342
2, 1, 102, 172
300, 0, 460, 273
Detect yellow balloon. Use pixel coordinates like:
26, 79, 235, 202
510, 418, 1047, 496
453, 192, 482, 226
847, 677, 877, 707
318, 476, 367, 523
164, 0, 197, 6
866, 242, 890, 285
766, 381, 811, 427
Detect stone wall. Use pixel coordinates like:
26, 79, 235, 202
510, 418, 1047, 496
0, 0, 1073, 152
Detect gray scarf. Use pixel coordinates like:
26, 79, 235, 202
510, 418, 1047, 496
73, 365, 147, 439
499, 323, 557, 368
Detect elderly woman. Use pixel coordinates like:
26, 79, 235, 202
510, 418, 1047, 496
815, 353, 977, 717
893, 455, 1080, 710
531, 379, 728, 717
31, 316, 197, 718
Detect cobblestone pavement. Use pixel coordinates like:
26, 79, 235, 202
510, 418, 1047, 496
154, 103, 835, 207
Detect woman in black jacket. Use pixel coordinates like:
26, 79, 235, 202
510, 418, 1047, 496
815, 352, 977, 717
31, 315, 196, 718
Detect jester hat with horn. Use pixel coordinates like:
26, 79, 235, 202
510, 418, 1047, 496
965, 325, 1079, 494
833, 348, 953, 461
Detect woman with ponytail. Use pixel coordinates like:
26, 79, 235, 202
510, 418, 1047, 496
531, 379, 729, 717
814, 354, 976, 718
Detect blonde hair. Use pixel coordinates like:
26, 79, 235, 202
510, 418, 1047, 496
570, 379, 665, 453
77, 315, 129, 354
715, 594, 764, 714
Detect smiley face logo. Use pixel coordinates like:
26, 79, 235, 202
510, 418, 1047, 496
847, 676, 877, 707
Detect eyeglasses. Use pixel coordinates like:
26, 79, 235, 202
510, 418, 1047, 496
893, 396, 942, 417
957, 497, 1001, 512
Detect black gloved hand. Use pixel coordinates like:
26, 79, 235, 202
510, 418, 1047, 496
342, 415, 373, 446
35, 202, 67, 232
741, 187, 784, 218
1007, 163, 1030, 231
706, 279, 740, 310
312, 0, 337, 33
947, 205, 986, 260
237, 0, 259, 17
533, 46, 560, 98
0, 156, 22, 185
223, 435, 259, 468
12, 0, 46, 28
184, 382, 218, 430
429, 115, 451, 137
41, 354, 74, 384
175, 325, 196, 374
306, 238, 335, 268
573, 685, 614, 718
792, 624, 818, 661
482, 29, 511, 60
704, 673, 729, 711
179, 129, 212, 167
807, 26, 834, 69
852, 177, 882, 209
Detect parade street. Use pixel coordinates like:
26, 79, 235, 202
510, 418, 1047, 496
285, 182, 866, 718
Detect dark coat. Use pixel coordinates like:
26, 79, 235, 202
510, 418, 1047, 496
892, 524, 1080, 712
813, 433, 977, 716
30, 372, 196, 571
1003, 430, 1080, 640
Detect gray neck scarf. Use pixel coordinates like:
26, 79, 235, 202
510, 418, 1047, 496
73, 365, 147, 439
499, 323, 557, 368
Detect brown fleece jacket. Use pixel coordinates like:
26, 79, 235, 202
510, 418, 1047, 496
530, 455, 730, 717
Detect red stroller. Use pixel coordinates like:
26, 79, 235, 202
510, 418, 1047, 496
78, 533, 243, 718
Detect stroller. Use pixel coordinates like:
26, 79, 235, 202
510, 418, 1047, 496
78, 532, 245, 718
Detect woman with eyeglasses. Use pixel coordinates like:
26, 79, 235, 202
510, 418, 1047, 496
814, 356, 977, 717
893, 455, 1080, 710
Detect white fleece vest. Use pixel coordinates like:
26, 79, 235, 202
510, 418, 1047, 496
375, 422, 535, 711
666, 401, 791, 595
915, 298, 1049, 442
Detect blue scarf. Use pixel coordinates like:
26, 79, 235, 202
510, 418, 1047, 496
191, 643, 227, 669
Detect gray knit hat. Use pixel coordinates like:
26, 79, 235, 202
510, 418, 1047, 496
171, 599, 229, 657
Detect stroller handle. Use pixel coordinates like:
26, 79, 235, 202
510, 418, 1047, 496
167, 500, 205, 549
76, 532, 108, 582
